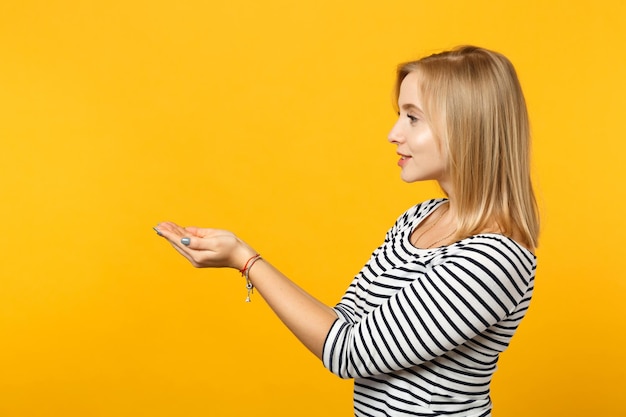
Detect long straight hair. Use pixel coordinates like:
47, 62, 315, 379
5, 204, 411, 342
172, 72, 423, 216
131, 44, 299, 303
396, 46, 540, 249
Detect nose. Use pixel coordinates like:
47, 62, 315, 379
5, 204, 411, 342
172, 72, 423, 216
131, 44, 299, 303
387, 119, 402, 144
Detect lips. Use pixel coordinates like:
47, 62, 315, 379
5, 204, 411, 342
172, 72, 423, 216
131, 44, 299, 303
397, 153, 411, 167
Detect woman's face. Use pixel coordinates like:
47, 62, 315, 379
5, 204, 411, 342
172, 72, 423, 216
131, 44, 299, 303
388, 71, 449, 188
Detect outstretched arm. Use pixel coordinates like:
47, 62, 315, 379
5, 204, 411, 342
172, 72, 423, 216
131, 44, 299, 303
154, 222, 338, 359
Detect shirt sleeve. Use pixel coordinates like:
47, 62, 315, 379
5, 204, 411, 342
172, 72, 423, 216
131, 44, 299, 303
322, 237, 535, 379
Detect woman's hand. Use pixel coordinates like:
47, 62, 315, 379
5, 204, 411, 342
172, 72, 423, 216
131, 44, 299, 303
153, 221, 337, 359
154, 222, 256, 270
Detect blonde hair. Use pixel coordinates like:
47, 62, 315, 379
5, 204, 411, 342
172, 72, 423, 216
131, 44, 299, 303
396, 46, 540, 249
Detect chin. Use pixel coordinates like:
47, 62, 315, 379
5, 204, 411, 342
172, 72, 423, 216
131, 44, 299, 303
400, 175, 420, 183
400, 171, 423, 183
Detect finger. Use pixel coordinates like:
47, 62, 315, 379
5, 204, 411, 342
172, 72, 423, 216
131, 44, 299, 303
184, 226, 200, 236
154, 224, 197, 255
178, 235, 220, 251
159, 227, 210, 250
158, 222, 187, 236
171, 238, 224, 268
169, 241, 196, 263
162, 223, 214, 241
185, 226, 221, 238
155, 223, 187, 241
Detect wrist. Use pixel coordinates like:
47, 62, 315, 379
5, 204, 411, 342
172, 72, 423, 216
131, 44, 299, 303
239, 253, 261, 275
232, 240, 258, 271
233, 242, 263, 303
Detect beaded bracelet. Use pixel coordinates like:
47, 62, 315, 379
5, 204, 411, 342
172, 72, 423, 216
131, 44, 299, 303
239, 254, 262, 302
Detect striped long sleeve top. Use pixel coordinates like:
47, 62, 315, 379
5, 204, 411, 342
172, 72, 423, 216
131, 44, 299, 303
322, 199, 536, 417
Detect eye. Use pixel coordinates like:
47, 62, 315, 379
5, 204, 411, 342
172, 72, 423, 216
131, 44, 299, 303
407, 114, 419, 123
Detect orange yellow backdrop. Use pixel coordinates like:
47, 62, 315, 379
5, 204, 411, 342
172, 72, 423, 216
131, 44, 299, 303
1, 1, 624, 416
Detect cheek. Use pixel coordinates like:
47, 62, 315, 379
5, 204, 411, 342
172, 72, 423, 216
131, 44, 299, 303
407, 134, 434, 154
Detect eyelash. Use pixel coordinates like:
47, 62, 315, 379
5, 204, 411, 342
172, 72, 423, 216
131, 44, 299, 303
396, 111, 419, 124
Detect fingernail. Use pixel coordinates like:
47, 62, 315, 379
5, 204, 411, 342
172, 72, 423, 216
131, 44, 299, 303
153, 227, 162, 236
181, 237, 191, 246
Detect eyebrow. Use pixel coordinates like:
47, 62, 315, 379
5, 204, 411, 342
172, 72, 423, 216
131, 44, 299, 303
400, 103, 423, 113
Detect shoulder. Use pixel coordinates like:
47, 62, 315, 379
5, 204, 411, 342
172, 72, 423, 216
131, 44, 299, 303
442, 234, 536, 279
424, 234, 536, 318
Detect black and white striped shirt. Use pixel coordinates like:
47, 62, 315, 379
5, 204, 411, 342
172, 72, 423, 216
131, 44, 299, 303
323, 199, 536, 416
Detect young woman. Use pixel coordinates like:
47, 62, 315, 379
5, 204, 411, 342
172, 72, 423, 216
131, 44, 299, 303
154, 45, 539, 416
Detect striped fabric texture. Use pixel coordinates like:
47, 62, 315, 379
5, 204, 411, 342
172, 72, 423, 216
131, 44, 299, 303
322, 199, 536, 416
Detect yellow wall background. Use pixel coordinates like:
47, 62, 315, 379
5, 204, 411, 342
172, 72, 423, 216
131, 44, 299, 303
1, 0, 624, 416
